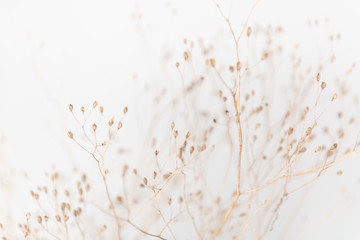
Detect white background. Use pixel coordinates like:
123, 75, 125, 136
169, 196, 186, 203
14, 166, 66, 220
1, 0, 360, 239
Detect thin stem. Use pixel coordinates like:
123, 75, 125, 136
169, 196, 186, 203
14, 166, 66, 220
210, 93, 243, 239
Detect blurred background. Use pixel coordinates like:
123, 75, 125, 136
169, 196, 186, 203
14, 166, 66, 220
1, 0, 360, 239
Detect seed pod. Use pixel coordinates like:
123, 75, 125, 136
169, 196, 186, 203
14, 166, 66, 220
190, 146, 194, 154
261, 52, 269, 60
67, 131, 74, 139
287, 128, 294, 135
63, 215, 69, 222
321, 82, 326, 90
163, 173, 171, 179
209, 58, 216, 67
183, 51, 189, 61
330, 143, 338, 150
246, 27, 252, 37
304, 106, 309, 114
201, 144, 206, 151
122, 165, 128, 177
236, 61, 242, 70
306, 127, 312, 136
299, 147, 307, 153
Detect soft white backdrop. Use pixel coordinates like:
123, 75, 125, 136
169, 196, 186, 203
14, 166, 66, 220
1, 0, 360, 239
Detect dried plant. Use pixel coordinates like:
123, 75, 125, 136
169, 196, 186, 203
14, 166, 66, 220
1, 1, 359, 240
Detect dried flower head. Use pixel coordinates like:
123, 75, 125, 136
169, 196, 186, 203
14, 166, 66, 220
108, 119, 114, 127
209, 58, 216, 67
183, 51, 189, 61
306, 127, 312, 136
304, 106, 309, 114
330, 143, 338, 150
67, 131, 73, 139
321, 82, 327, 90
100, 225, 107, 232
190, 146, 194, 154
63, 215, 69, 222
236, 61, 242, 71
247, 27, 252, 37
287, 128, 294, 135
123, 107, 128, 114
261, 52, 269, 60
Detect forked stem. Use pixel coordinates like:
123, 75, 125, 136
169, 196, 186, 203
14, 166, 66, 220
210, 92, 243, 240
